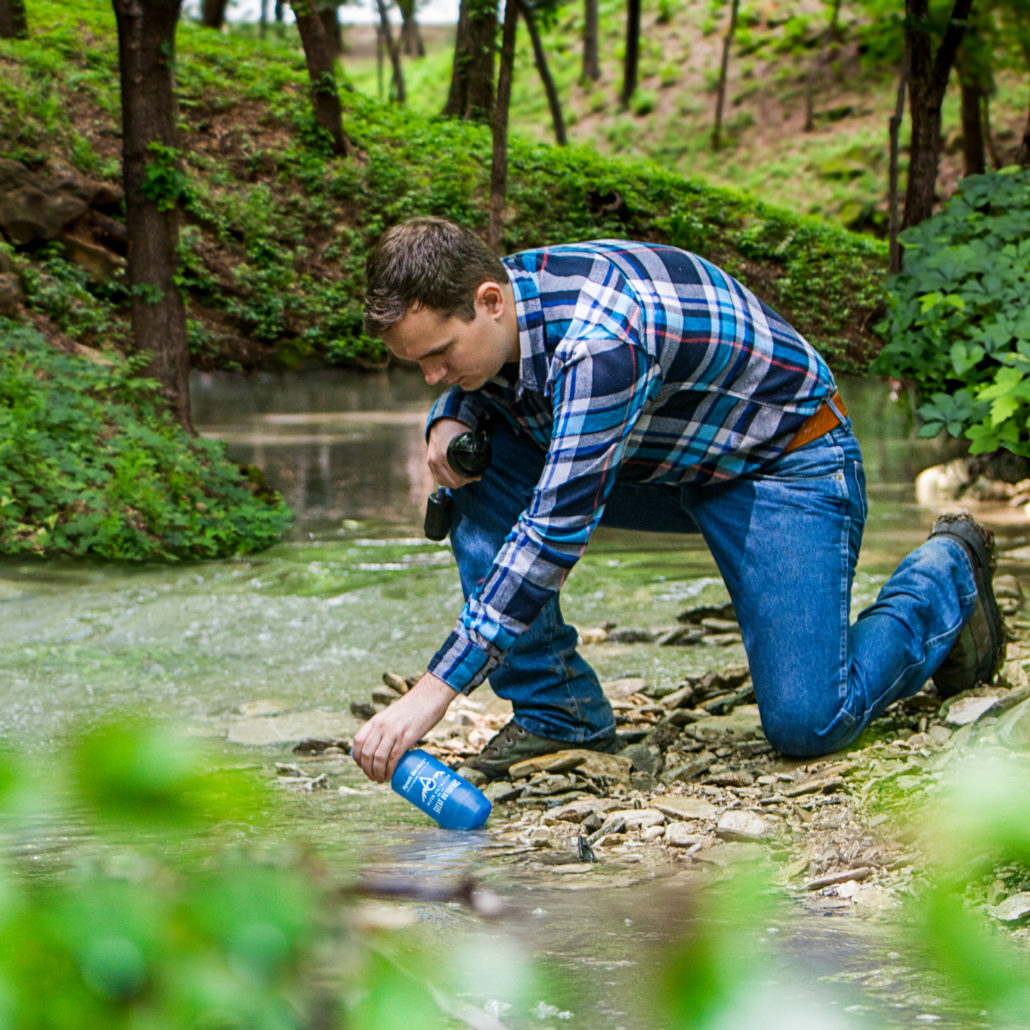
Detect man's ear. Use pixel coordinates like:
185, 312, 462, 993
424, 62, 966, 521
476, 280, 506, 317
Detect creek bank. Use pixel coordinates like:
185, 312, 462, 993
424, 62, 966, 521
232, 564, 1030, 928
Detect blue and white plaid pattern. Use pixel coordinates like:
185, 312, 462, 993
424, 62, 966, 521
427, 241, 837, 693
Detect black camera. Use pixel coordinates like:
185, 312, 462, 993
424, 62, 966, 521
423, 428, 492, 541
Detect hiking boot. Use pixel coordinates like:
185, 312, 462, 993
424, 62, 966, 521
465, 719, 622, 781
929, 513, 1005, 698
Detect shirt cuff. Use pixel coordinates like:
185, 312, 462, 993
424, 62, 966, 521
427, 630, 503, 695
426, 389, 483, 440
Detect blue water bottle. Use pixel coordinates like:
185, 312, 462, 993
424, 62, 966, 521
391, 749, 491, 830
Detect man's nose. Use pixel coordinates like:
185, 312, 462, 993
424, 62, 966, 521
421, 361, 446, 386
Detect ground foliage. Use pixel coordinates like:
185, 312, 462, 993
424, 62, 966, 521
875, 168, 1030, 457
0, 321, 290, 560
0, 0, 886, 374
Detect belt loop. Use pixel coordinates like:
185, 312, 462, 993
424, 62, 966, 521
827, 390, 846, 424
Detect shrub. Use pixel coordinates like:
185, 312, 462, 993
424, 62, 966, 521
0, 322, 291, 560
874, 169, 1030, 457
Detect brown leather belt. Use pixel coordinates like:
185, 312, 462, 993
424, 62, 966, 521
783, 391, 847, 453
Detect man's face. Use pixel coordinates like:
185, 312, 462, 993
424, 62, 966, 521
382, 283, 517, 392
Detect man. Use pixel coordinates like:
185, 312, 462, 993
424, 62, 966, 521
351, 217, 1004, 785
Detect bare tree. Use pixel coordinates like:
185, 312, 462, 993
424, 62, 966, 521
901, 0, 975, 229
1017, 101, 1030, 166
582, 0, 600, 82
620, 0, 641, 108
888, 55, 908, 274
443, 0, 496, 120
488, 0, 519, 254
521, 0, 566, 145
711, 0, 740, 149
290, 0, 352, 154
398, 0, 425, 57
803, 0, 842, 132
200, 0, 228, 29
111, 0, 193, 431
0, 0, 27, 38
375, 0, 406, 103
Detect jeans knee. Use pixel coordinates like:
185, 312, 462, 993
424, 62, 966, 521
760, 707, 859, 758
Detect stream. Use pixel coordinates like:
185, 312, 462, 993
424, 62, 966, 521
1, 369, 1023, 1029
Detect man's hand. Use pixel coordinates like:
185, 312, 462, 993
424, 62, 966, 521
351, 672, 458, 782
427, 418, 481, 490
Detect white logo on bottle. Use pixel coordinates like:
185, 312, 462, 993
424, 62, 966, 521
419, 775, 438, 803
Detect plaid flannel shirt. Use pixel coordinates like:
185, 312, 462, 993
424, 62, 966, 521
425, 241, 837, 694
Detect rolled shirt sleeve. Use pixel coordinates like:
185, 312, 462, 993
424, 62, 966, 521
428, 331, 658, 693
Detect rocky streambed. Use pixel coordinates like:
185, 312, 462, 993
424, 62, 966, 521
263, 569, 1030, 932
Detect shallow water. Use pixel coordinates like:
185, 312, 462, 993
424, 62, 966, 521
2, 369, 1025, 1028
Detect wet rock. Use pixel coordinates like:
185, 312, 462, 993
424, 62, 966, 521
656, 626, 705, 647
676, 600, 736, 625
371, 684, 403, 706
803, 866, 873, 891
700, 617, 739, 634
667, 708, 710, 726
701, 633, 743, 647
293, 737, 350, 756
603, 676, 648, 699
702, 687, 756, 715
988, 892, 1030, 923
715, 809, 770, 841
544, 798, 621, 825
607, 628, 658, 644
382, 670, 413, 693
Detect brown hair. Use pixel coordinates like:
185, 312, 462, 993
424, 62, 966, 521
363, 217, 508, 337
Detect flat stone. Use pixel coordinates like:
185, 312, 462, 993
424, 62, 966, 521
682, 705, 764, 744
715, 809, 770, 841
602, 676, 648, 699
665, 823, 706, 848
609, 808, 666, 830
989, 892, 1030, 923
544, 798, 620, 824
653, 796, 719, 821
227, 709, 352, 746
943, 692, 1006, 726
236, 698, 292, 717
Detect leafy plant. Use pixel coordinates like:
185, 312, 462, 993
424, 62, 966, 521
874, 169, 1030, 456
0, 322, 291, 560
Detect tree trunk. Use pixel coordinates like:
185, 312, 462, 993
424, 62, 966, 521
711, 0, 740, 149
318, 4, 343, 56
488, 0, 518, 255
260, 0, 268, 38
888, 56, 908, 274
982, 93, 1002, 168
0, 0, 28, 38
290, 0, 351, 154
803, 0, 841, 132
901, 0, 975, 230
582, 0, 600, 82
443, 0, 496, 121
620, 0, 641, 108
275, 0, 285, 22
959, 77, 986, 175
398, 0, 425, 57
521, 0, 566, 145
1017, 101, 1030, 167
111, 0, 193, 433
374, 0, 406, 103
200, 0, 228, 29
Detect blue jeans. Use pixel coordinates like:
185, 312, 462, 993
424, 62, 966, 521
449, 414, 978, 757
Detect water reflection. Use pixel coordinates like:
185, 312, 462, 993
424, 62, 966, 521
191, 369, 961, 540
